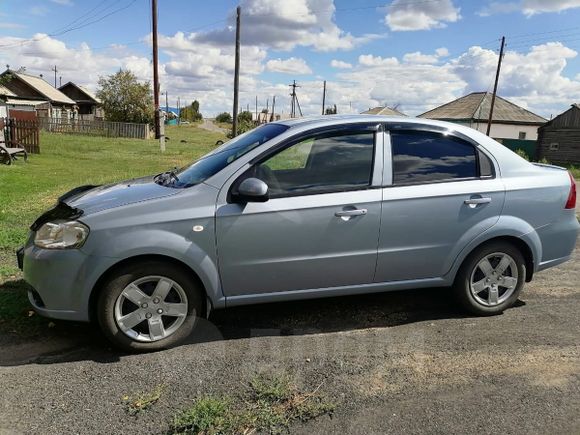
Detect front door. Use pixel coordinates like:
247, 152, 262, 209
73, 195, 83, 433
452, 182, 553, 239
216, 126, 383, 298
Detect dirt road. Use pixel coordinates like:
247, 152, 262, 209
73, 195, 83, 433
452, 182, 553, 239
1, 241, 579, 434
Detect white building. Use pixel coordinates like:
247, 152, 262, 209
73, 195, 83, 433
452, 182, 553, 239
418, 92, 546, 141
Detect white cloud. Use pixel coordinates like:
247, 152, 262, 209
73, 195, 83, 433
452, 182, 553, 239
330, 59, 352, 69
403, 51, 439, 64
385, 0, 461, 31
29, 6, 48, 16
266, 57, 312, 74
479, 0, 580, 16
358, 54, 398, 67
51, 0, 74, 5
194, 0, 383, 52
436, 47, 450, 57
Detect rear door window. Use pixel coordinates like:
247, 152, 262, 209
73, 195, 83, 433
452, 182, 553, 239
390, 131, 478, 185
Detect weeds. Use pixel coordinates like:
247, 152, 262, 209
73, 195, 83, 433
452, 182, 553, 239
123, 385, 165, 416
169, 373, 335, 434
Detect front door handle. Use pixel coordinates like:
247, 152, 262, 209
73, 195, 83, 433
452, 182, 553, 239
335, 209, 367, 220
464, 196, 492, 207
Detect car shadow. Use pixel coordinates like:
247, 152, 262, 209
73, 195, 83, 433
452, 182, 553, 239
0, 284, 526, 367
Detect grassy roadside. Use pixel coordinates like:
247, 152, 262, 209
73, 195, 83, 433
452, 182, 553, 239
0, 125, 224, 334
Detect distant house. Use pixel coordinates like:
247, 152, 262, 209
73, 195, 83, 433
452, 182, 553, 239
361, 106, 406, 117
537, 104, 580, 165
418, 92, 546, 141
59, 82, 103, 120
0, 69, 76, 120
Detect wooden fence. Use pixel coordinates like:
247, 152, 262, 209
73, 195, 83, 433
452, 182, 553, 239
38, 118, 151, 140
2, 118, 40, 154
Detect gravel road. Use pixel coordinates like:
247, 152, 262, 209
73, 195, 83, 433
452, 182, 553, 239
0, 240, 579, 434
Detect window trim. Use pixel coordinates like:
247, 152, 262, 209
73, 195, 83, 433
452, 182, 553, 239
230, 124, 382, 201
384, 124, 496, 187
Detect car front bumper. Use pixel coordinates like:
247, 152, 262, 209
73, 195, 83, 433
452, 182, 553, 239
19, 242, 116, 322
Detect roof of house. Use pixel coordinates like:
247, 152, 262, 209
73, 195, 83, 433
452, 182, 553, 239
0, 84, 16, 98
59, 81, 101, 104
5, 71, 76, 105
418, 92, 546, 125
361, 106, 406, 116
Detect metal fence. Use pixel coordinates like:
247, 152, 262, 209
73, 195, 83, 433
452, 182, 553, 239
38, 118, 152, 140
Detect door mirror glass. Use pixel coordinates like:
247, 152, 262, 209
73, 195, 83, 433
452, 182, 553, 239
235, 177, 269, 203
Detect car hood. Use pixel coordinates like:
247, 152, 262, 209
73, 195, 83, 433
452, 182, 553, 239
64, 176, 181, 215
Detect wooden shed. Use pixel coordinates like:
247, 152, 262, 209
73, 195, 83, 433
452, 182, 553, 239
537, 104, 580, 165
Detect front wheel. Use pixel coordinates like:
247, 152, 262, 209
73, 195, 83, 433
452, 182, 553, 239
454, 241, 526, 315
97, 261, 203, 352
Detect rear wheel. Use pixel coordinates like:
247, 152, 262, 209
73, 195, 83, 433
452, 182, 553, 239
97, 261, 203, 352
454, 241, 525, 315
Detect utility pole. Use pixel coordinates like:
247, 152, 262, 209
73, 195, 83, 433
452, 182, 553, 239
177, 97, 180, 124
51, 65, 57, 87
486, 36, 505, 137
232, 5, 241, 137
255, 95, 258, 121
270, 96, 276, 122
59, 76, 62, 87
321, 80, 326, 115
289, 81, 302, 118
151, 0, 162, 145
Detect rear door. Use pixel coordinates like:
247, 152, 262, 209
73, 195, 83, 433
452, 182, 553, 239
375, 126, 505, 282
216, 124, 383, 298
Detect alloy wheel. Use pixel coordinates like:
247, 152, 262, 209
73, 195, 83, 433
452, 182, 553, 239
469, 252, 519, 307
114, 275, 189, 342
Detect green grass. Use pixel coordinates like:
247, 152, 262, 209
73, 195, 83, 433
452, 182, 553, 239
566, 165, 580, 179
170, 373, 334, 434
0, 125, 224, 334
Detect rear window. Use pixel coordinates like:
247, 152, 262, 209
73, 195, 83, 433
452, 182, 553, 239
391, 131, 478, 185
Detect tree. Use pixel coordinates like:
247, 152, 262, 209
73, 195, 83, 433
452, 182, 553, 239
237, 110, 253, 123
180, 100, 203, 122
216, 112, 232, 123
96, 70, 154, 124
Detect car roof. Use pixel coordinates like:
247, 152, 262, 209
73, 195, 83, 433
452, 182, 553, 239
275, 114, 460, 131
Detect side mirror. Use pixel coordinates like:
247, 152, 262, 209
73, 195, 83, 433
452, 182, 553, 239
234, 177, 269, 203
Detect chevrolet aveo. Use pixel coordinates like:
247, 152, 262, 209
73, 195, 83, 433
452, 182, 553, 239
19, 116, 579, 352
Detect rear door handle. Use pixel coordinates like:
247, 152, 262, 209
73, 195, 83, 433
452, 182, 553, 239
335, 209, 367, 219
464, 197, 492, 206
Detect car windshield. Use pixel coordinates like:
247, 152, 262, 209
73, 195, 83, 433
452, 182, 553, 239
159, 123, 289, 188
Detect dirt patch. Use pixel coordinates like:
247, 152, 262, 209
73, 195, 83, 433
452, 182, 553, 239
353, 346, 580, 397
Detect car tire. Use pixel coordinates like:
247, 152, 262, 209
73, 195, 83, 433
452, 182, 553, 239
453, 241, 526, 316
97, 260, 203, 352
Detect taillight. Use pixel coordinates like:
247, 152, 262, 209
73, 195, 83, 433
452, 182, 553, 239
565, 172, 576, 209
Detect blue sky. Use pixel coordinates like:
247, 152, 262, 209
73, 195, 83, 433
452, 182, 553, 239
2, 0, 580, 117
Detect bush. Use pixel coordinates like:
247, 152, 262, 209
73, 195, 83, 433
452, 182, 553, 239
515, 149, 530, 161
216, 112, 232, 123
237, 110, 253, 123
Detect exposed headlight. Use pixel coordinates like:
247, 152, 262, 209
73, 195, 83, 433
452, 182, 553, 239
34, 221, 89, 249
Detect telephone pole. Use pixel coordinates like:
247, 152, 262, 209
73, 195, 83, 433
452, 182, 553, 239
270, 96, 276, 122
486, 36, 505, 137
232, 5, 241, 137
289, 80, 302, 118
165, 91, 169, 114
321, 80, 326, 115
51, 65, 57, 88
151, 0, 161, 143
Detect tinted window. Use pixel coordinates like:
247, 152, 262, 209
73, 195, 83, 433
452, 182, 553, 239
391, 131, 477, 184
171, 123, 288, 188
250, 131, 375, 197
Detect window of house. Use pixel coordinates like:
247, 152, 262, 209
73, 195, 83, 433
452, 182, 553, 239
518, 131, 527, 140
549, 142, 559, 151
250, 130, 375, 197
390, 131, 478, 185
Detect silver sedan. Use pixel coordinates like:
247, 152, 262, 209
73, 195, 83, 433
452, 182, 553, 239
20, 115, 579, 351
